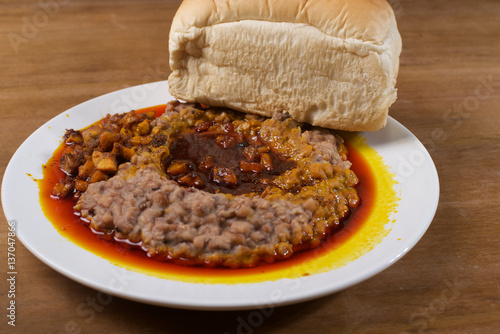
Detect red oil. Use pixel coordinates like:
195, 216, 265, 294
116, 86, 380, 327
39, 105, 375, 278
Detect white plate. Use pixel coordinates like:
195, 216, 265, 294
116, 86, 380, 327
1, 81, 439, 310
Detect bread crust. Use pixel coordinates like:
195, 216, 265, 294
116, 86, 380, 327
168, 0, 402, 131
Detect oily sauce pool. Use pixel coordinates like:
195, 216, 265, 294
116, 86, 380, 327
38, 105, 376, 281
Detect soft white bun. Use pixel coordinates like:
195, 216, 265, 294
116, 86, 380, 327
168, 0, 402, 131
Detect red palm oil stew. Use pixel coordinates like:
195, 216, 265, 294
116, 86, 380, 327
39, 103, 380, 282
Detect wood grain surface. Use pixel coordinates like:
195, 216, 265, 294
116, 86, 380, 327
1, 0, 499, 333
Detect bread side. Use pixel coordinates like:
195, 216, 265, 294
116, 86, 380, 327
168, 0, 402, 131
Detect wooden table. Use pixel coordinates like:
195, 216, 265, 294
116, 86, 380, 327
1, 0, 499, 333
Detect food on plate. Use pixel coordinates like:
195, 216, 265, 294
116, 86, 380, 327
48, 0, 402, 268
168, 0, 402, 131
52, 101, 359, 268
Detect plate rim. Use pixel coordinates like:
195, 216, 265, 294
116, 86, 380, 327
1, 80, 440, 310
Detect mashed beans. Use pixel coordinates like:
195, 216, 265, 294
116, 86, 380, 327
59, 101, 359, 268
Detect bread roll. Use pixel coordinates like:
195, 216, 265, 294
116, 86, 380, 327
168, 0, 402, 131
